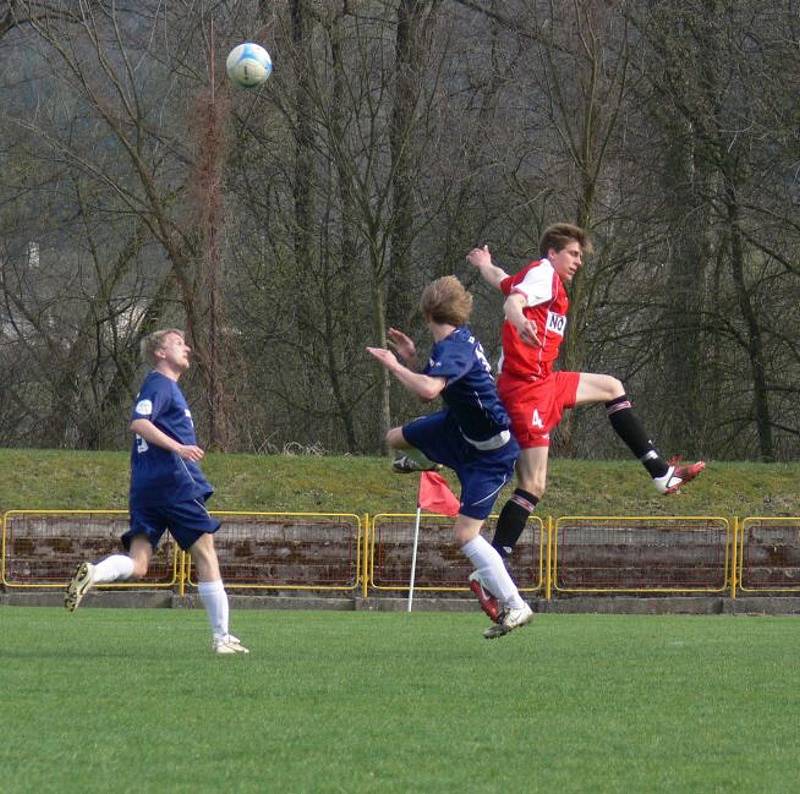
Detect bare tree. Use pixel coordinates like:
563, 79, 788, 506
0, 0, 797, 460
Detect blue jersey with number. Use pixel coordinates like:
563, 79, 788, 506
129, 371, 213, 507
423, 326, 511, 443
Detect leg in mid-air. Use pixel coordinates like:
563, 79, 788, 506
455, 514, 533, 639
575, 373, 706, 494
479, 374, 706, 576
384, 426, 441, 474
479, 370, 574, 589
453, 438, 533, 639
489, 446, 548, 561
469, 446, 547, 625
389, 411, 530, 639
65, 536, 150, 612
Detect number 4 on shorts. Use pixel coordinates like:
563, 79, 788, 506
531, 409, 544, 429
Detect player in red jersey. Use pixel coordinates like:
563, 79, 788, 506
465, 223, 705, 619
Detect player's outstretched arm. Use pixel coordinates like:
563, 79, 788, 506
130, 419, 205, 461
366, 347, 446, 401
466, 245, 508, 290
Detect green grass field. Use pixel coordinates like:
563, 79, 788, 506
2, 608, 798, 793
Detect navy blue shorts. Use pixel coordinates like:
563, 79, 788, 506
124, 498, 221, 552
402, 410, 519, 520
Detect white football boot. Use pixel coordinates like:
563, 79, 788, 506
213, 634, 250, 655
483, 603, 534, 640
65, 561, 96, 612
653, 458, 706, 495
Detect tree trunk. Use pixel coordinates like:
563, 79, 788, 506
386, 0, 426, 330
726, 183, 773, 461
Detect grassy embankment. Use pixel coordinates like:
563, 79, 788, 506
0, 448, 797, 518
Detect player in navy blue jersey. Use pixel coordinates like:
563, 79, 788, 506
65, 329, 248, 655
367, 276, 533, 639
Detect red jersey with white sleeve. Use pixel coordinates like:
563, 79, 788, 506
498, 258, 569, 380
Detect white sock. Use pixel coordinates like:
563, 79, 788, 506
653, 465, 678, 493
198, 580, 229, 640
91, 554, 135, 583
461, 535, 525, 610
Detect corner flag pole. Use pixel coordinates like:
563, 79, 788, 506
407, 502, 422, 613
408, 470, 459, 612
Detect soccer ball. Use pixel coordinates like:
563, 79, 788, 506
226, 42, 272, 88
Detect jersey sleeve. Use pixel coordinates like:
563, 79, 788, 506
423, 339, 473, 383
510, 260, 555, 307
499, 274, 516, 297
131, 378, 171, 424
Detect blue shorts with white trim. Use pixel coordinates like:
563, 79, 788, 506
124, 497, 221, 552
401, 410, 519, 520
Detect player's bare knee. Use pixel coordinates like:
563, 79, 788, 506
127, 538, 152, 578
190, 535, 221, 581
454, 519, 481, 546
130, 557, 149, 578
385, 427, 406, 450
453, 526, 471, 546
195, 559, 222, 582
518, 473, 546, 499
605, 376, 625, 400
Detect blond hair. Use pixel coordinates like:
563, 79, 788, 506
420, 276, 473, 326
539, 223, 593, 258
140, 328, 184, 365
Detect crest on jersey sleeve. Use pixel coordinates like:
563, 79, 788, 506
135, 399, 153, 416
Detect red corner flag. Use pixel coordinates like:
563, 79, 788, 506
417, 471, 460, 517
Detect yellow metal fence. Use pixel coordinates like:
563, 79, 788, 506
369, 513, 546, 593
184, 512, 364, 593
2, 510, 799, 598
736, 516, 800, 593
1, 510, 178, 589
552, 515, 733, 596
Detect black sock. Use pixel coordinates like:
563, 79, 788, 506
606, 394, 669, 478
491, 489, 539, 558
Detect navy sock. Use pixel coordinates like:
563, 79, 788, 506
606, 394, 669, 478
491, 488, 539, 558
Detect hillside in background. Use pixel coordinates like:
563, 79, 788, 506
0, 449, 797, 518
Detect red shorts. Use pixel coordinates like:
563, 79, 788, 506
498, 371, 580, 449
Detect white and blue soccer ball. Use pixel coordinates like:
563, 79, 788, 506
226, 42, 272, 88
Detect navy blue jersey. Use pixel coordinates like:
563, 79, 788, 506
423, 326, 511, 443
129, 371, 213, 507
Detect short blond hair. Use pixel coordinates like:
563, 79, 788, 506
140, 328, 184, 365
539, 223, 593, 258
420, 276, 473, 326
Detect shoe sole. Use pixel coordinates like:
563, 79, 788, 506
64, 562, 93, 612
214, 645, 250, 655
483, 625, 511, 640
391, 465, 443, 474
392, 464, 414, 474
